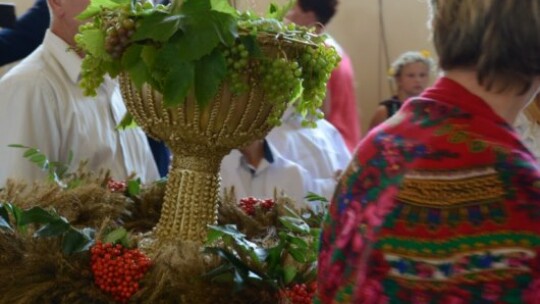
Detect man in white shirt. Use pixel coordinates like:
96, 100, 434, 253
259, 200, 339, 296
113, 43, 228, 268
0, 0, 159, 186
220, 139, 312, 209
267, 107, 351, 200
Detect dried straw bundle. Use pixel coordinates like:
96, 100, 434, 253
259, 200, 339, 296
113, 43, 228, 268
0, 232, 113, 304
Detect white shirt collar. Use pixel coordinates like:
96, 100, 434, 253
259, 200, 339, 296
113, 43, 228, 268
238, 140, 277, 177
42, 30, 83, 84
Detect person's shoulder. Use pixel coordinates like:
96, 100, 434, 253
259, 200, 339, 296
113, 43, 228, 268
313, 117, 342, 136
0, 47, 50, 85
379, 97, 400, 107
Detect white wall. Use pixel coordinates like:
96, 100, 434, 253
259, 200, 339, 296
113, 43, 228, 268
7, 0, 33, 14
6, 0, 436, 132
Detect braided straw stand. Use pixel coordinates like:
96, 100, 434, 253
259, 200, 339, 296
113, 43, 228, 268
120, 37, 302, 243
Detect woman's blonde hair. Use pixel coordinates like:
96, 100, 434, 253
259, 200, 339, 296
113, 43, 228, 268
389, 51, 434, 78
429, 0, 540, 94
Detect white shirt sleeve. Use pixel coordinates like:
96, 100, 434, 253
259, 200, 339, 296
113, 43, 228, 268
0, 74, 61, 185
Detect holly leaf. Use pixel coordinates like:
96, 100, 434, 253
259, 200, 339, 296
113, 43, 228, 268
163, 61, 194, 107
288, 235, 309, 249
34, 218, 70, 237
0, 216, 11, 231
289, 247, 308, 263
305, 192, 328, 203
104, 227, 128, 244
3, 202, 23, 228
194, 49, 226, 106
63, 227, 95, 254
18, 207, 58, 225
127, 179, 141, 196
279, 216, 310, 234
0, 203, 11, 228
0, 204, 12, 231
131, 12, 183, 42
283, 265, 297, 284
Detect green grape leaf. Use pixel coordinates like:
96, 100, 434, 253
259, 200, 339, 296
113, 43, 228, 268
163, 61, 194, 107
174, 23, 219, 61
105, 59, 122, 78
210, 0, 238, 16
131, 12, 183, 43
153, 38, 181, 66
141, 45, 158, 68
116, 113, 138, 130
194, 49, 226, 106
77, 0, 126, 20
181, 0, 212, 14
266, 1, 294, 21
209, 12, 238, 46
239, 35, 262, 58
77, 28, 106, 58
122, 44, 150, 89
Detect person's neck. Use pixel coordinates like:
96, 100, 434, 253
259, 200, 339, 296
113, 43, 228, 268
396, 91, 412, 102
239, 140, 265, 168
444, 69, 539, 123
50, 23, 84, 57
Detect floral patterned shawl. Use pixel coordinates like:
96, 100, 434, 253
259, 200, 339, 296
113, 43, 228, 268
316, 77, 540, 303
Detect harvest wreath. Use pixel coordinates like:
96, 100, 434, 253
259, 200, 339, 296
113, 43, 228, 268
0, 160, 327, 303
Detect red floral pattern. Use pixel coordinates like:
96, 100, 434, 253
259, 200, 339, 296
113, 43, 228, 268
316, 78, 540, 303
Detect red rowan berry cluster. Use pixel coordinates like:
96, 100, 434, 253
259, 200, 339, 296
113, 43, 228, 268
238, 197, 276, 216
90, 242, 151, 303
280, 282, 317, 304
107, 179, 127, 193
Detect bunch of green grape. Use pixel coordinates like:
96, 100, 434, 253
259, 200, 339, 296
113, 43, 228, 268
76, 1, 169, 96
223, 42, 251, 95
75, 22, 107, 96
259, 57, 303, 125
296, 45, 341, 127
